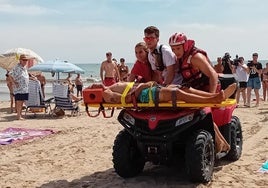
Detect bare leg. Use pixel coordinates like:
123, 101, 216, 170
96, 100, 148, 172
181, 83, 236, 98
159, 88, 225, 103
159, 83, 236, 103
254, 89, 260, 106
246, 87, 252, 106
9, 94, 14, 113
16, 100, 24, 120
214, 122, 230, 153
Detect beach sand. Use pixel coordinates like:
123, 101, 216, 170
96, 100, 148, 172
0, 101, 267, 188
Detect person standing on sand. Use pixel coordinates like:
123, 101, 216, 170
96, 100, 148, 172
246, 53, 262, 107
5, 71, 15, 113
232, 57, 249, 106
36, 72, 46, 98
214, 57, 224, 73
75, 73, 83, 97
9, 54, 30, 120
100, 52, 120, 86
262, 63, 268, 101
118, 58, 129, 82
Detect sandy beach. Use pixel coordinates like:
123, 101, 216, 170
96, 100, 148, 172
0, 100, 267, 188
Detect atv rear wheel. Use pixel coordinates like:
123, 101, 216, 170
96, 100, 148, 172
185, 130, 215, 183
112, 129, 145, 178
225, 116, 243, 161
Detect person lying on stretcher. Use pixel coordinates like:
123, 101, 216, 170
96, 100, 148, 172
90, 81, 237, 104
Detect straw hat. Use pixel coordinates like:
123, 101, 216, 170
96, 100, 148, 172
19, 54, 29, 60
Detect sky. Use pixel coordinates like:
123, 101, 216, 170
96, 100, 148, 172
0, 0, 268, 64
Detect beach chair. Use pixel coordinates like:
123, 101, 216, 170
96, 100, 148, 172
52, 82, 80, 116
25, 79, 53, 116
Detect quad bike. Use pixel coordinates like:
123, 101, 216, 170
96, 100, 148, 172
83, 76, 242, 183
112, 77, 242, 183
112, 105, 242, 183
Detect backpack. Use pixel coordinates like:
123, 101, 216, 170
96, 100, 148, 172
153, 45, 165, 71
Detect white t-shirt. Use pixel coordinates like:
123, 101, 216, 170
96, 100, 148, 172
235, 64, 249, 82
148, 43, 178, 83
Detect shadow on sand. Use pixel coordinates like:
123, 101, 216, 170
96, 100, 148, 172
37, 160, 234, 188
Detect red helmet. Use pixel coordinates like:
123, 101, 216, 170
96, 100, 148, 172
169, 32, 188, 51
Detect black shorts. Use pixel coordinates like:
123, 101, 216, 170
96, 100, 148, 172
76, 85, 83, 91
239, 81, 247, 88
14, 93, 29, 101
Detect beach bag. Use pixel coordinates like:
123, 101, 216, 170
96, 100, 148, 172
53, 108, 65, 117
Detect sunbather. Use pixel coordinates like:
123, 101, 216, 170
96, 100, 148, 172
90, 81, 237, 104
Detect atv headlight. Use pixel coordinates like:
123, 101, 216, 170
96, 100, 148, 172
123, 112, 135, 125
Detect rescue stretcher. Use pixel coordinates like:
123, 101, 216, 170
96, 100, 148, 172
82, 82, 237, 120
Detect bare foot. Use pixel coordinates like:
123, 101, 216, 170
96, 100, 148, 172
212, 90, 225, 103
223, 83, 237, 99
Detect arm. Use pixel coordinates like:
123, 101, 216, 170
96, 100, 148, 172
133, 82, 155, 98
100, 63, 104, 83
152, 70, 163, 83
114, 63, 121, 81
191, 53, 218, 93
127, 73, 136, 82
163, 65, 175, 85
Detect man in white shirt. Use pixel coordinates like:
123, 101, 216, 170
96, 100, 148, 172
143, 26, 182, 85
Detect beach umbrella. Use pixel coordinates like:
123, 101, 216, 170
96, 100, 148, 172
28, 60, 85, 79
0, 48, 44, 71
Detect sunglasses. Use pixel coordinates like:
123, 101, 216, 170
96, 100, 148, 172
143, 36, 156, 42
21, 59, 28, 61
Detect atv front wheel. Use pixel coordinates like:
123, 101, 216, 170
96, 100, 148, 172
112, 129, 145, 178
185, 130, 215, 183
225, 116, 243, 161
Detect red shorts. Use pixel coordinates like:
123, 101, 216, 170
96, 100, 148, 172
104, 77, 116, 86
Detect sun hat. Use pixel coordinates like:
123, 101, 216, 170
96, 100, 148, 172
19, 54, 29, 60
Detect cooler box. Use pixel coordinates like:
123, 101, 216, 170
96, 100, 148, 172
83, 88, 103, 104
212, 105, 236, 126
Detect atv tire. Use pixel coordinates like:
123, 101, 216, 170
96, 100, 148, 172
225, 116, 243, 161
185, 130, 215, 183
112, 129, 145, 178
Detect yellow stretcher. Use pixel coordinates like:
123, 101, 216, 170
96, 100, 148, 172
82, 82, 237, 118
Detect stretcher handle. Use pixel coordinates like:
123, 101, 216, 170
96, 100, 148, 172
100, 106, 115, 118
85, 104, 115, 118
85, 104, 101, 117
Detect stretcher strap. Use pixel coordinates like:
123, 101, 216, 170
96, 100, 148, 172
148, 83, 154, 106
154, 87, 160, 107
171, 89, 177, 107
121, 82, 134, 105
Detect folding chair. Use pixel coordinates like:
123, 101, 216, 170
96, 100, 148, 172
25, 79, 53, 116
52, 83, 80, 116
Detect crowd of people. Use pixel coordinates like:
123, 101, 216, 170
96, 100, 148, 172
213, 52, 266, 107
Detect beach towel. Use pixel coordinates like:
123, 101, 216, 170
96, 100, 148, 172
0, 127, 56, 145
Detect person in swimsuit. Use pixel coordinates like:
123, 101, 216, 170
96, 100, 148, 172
36, 72, 46, 98
118, 58, 129, 81
89, 81, 237, 104
75, 73, 83, 97
262, 62, 268, 101
100, 52, 120, 86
